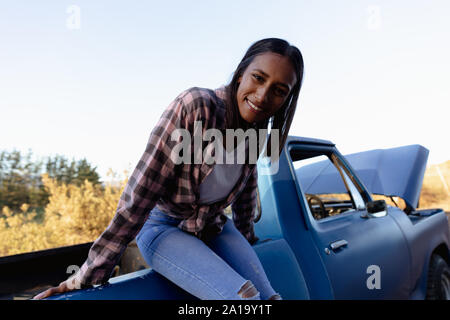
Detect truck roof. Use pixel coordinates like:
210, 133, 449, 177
287, 136, 335, 146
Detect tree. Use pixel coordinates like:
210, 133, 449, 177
0, 150, 43, 211
73, 158, 101, 186
0, 150, 101, 214
45, 155, 100, 186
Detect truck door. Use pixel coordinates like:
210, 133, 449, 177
291, 145, 411, 299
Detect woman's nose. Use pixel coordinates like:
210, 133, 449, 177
254, 86, 269, 104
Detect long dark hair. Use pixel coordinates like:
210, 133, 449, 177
225, 38, 304, 157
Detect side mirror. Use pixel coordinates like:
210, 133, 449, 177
367, 200, 387, 213
362, 200, 388, 218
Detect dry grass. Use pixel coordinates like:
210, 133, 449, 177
419, 160, 450, 212
0, 173, 126, 257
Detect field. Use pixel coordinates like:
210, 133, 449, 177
419, 160, 450, 212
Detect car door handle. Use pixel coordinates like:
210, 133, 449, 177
330, 239, 348, 251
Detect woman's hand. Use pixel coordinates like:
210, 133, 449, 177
32, 280, 74, 300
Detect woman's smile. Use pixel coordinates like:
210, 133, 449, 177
245, 98, 264, 113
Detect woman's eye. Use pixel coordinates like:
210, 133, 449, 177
252, 74, 264, 82
274, 88, 287, 97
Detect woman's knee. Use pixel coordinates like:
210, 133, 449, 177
237, 280, 260, 299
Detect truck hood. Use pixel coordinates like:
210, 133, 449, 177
295, 144, 429, 209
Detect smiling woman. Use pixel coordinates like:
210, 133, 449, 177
34, 38, 304, 301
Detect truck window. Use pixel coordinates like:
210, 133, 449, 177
293, 152, 365, 220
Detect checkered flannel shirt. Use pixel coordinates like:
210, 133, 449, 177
71, 86, 260, 288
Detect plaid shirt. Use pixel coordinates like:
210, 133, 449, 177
71, 86, 260, 288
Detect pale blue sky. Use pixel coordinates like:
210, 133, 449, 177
1, 1, 449, 180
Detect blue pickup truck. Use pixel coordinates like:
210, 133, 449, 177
48, 136, 450, 300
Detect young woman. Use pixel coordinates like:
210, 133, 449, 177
34, 38, 304, 300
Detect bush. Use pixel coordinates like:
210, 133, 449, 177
0, 173, 126, 257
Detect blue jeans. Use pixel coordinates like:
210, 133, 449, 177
135, 207, 281, 300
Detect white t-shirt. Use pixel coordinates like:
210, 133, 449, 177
198, 138, 247, 205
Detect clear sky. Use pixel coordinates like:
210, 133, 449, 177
1, 0, 449, 180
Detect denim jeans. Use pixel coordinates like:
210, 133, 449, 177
135, 207, 281, 300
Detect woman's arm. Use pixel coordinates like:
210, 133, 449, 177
34, 92, 193, 299
72, 96, 191, 287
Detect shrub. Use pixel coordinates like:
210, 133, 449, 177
0, 173, 126, 257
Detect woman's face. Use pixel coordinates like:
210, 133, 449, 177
236, 52, 297, 124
